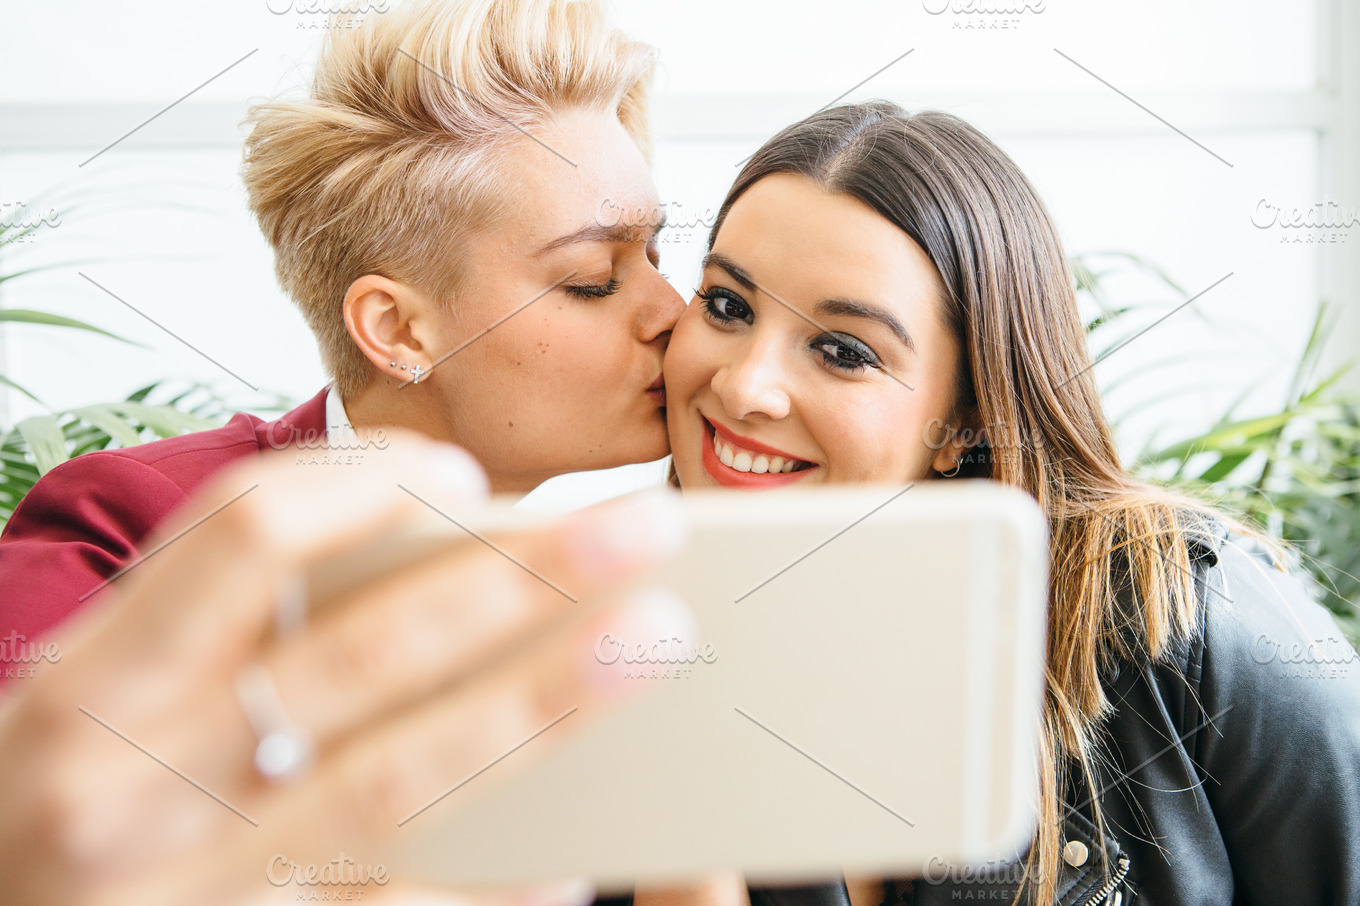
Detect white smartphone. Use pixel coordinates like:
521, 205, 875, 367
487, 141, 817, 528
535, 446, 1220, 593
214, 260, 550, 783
329, 481, 1049, 890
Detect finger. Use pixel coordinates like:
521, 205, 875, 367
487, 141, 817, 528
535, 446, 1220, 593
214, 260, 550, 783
252, 585, 695, 873
118, 487, 688, 809
0, 435, 490, 895
634, 874, 751, 906
42, 433, 489, 718
264, 488, 688, 748
134, 588, 689, 902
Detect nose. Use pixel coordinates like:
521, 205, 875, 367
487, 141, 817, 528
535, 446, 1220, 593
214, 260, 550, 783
711, 332, 792, 421
637, 270, 687, 344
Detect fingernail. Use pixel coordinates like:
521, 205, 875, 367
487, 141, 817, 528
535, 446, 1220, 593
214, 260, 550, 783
428, 445, 490, 502
583, 586, 697, 692
568, 490, 688, 580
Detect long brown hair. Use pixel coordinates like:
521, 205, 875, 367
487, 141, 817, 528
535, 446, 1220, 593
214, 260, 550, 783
694, 102, 1235, 901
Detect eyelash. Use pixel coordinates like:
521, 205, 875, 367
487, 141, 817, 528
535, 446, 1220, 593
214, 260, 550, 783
564, 278, 621, 299
695, 286, 883, 374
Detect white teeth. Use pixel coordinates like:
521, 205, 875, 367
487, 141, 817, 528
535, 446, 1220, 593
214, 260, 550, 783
709, 424, 808, 475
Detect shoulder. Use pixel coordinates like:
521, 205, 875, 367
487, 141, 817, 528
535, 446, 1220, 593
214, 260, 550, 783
1181, 526, 1360, 899
0, 415, 264, 639
4, 412, 264, 539
79, 411, 267, 493
6, 386, 330, 519
1121, 511, 1360, 801
0, 391, 330, 640
1197, 522, 1360, 782
1198, 528, 1359, 705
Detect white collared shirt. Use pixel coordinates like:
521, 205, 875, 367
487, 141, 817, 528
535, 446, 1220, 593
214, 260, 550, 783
324, 385, 358, 451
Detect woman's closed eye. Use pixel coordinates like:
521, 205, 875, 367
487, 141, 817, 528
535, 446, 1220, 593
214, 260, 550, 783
564, 277, 621, 299
697, 284, 882, 374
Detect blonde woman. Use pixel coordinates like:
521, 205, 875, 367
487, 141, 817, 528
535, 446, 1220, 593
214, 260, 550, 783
0, 0, 682, 639
659, 102, 1360, 904
0, 1, 698, 902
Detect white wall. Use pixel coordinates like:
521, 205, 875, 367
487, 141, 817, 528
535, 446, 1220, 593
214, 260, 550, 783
1, 0, 1354, 509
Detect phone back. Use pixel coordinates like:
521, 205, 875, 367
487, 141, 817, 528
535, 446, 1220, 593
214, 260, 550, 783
386, 481, 1049, 889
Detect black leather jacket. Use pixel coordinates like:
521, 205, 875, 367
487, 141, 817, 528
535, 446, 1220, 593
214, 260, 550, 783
596, 521, 1360, 905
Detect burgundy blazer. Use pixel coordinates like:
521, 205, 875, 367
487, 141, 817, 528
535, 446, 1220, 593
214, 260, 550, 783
0, 388, 330, 644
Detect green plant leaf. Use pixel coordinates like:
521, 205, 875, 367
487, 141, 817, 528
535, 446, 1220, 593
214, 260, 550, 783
66, 404, 147, 448
0, 308, 137, 344
0, 373, 42, 405
14, 416, 70, 475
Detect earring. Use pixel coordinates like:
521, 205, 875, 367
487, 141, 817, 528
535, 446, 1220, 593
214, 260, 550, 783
941, 459, 962, 478
411, 364, 426, 384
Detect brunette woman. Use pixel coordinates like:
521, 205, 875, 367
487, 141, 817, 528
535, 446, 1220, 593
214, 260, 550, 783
660, 101, 1360, 905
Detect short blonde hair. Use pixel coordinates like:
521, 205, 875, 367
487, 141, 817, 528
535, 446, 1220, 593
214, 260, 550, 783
241, 0, 656, 397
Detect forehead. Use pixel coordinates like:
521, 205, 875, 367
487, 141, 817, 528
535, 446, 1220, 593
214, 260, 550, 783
714, 173, 943, 309
492, 108, 661, 248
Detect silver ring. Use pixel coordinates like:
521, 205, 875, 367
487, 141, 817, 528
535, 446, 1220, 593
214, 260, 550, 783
235, 662, 315, 782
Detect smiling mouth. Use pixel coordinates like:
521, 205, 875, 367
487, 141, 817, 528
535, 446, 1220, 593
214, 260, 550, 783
703, 416, 815, 475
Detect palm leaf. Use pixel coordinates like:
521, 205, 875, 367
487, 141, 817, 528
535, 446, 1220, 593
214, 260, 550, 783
0, 308, 138, 344
14, 416, 69, 475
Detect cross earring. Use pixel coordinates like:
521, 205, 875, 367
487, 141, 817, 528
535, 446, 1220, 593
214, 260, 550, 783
411, 364, 426, 384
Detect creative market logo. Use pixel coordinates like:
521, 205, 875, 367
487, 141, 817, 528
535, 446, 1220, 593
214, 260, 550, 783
0, 202, 62, 243
0, 631, 62, 680
265, 0, 390, 30
922, 0, 1046, 30
267, 853, 389, 899
594, 633, 717, 680
596, 199, 718, 245
1252, 633, 1357, 680
1252, 199, 1357, 244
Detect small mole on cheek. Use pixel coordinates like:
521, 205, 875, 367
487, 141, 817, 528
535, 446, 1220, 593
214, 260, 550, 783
508, 421, 514, 428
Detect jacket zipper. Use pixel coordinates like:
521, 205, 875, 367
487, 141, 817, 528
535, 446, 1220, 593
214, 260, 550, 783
1077, 855, 1130, 906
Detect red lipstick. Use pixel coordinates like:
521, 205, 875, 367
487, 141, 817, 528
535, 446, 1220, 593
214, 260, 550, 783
700, 415, 816, 489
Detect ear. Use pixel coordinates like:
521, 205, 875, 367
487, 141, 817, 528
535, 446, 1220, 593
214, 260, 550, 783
343, 274, 435, 383
930, 406, 985, 474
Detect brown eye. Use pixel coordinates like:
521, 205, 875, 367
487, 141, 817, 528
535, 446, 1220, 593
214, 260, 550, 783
696, 287, 752, 324
812, 333, 881, 373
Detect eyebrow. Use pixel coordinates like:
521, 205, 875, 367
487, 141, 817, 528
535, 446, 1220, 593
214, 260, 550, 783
702, 251, 917, 353
536, 210, 667, 256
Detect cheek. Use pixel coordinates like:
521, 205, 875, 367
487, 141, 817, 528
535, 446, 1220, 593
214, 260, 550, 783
821, 393, 935, 481
662, 306, 713, 399
516, 305, 624, 386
